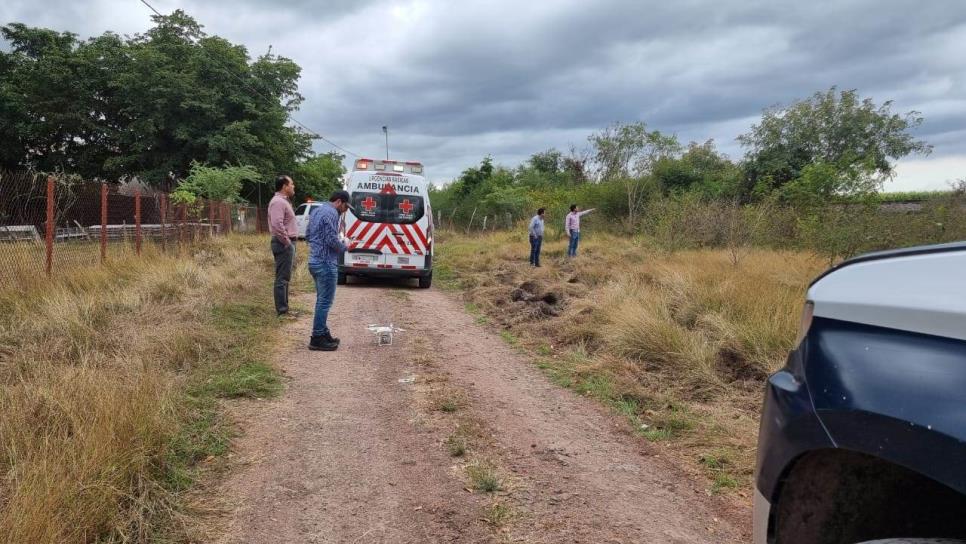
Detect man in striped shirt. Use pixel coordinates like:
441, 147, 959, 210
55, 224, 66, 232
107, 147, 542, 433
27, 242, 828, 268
306, 190, 350, 351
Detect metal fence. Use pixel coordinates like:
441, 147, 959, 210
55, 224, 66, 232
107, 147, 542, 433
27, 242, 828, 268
0, 170, 268, 281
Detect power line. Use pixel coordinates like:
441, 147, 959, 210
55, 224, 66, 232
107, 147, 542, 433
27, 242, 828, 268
138, 0, 361, 158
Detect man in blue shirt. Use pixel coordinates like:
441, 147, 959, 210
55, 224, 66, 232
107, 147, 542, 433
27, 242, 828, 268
306, 190, 350, 351
528, 208, 545, 267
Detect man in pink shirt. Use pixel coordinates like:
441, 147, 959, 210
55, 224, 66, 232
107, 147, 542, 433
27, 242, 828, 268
268, 175, 298, 318
565, 203, 595, 257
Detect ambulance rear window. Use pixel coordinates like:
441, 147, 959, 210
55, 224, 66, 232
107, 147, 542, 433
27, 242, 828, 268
350, 192, 425, 224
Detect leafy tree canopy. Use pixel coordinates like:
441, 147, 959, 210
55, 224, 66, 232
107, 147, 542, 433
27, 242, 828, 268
738, 87, 931, 199
294, 152, 346, 202
0, 11, 312, 188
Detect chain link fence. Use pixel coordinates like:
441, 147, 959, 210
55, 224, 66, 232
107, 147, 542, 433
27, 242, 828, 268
0, 170, 268, 282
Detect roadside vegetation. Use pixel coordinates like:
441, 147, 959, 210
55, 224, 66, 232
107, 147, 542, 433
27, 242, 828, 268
435, 231, 823, 493
0, 237, 282, 542
428, 89, 966, 495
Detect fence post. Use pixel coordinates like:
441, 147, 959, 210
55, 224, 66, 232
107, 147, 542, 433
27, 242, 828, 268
45, 175, 54, 277
208, 199, 214, 237
466, 207, 477, 234
255, 206, 262, 234
100, 183, 108, 263
179, 203, 185, 247
135, 190, 142, 256
225, 203, 232, 234
160, 194, 167, 253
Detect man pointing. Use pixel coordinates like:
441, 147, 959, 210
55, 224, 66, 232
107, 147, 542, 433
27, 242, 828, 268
565, 204, 595, 258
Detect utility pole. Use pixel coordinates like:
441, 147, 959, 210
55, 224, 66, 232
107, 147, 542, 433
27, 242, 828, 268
382, 125, 389, 160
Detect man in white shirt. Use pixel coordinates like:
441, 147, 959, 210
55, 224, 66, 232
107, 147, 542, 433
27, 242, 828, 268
528, 208, 546, 267
565, 204, 595, 257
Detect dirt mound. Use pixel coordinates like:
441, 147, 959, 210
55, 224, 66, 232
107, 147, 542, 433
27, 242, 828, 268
508, 280, 564, 319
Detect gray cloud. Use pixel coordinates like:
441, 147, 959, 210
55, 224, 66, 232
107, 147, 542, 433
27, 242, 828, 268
3, 0, 966, 187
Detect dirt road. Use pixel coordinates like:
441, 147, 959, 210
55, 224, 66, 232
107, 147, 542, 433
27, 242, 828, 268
213, 283, 747, 543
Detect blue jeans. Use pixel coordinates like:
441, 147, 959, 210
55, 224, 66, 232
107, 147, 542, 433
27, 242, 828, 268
567, 231, 580, 257
309, 262, 338, 337
529, 235, 542, 266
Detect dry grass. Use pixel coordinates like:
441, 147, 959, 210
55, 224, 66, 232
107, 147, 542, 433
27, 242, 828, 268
0, 236, 281, 542
435, 229, 826, 492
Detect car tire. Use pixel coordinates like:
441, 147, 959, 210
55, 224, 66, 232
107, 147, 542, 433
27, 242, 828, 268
418, 272, 432, 289
856, 538, 966, 544
337, 272, 347, 285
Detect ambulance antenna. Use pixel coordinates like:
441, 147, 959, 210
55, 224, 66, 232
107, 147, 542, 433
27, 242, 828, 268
382, 126, 389, 160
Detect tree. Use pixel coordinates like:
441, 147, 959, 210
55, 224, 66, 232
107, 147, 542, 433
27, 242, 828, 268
739, 88, 931, 200
528, 148, 562, 177
295, 152, 346, 202
172, 162, 260, 203
589, 121, 681, 224
0, 12, 312, 188
652, 140, 741, 198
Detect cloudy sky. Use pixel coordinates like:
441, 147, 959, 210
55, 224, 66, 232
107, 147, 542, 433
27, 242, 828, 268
3, 0, 966, 190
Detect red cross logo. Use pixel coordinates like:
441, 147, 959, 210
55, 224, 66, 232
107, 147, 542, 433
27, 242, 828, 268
399, 199, 414, 215
380, 183, 397, 195
361, 196, 377, 213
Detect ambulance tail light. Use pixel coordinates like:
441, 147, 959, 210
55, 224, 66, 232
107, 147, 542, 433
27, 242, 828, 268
392, 164, 405, 172
355, 159, 370, 170
411, 165, 423, 174
374, 162, 386, 170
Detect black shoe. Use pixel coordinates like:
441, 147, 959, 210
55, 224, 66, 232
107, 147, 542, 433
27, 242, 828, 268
323, 331, 340, 345
309, 335, 338, 351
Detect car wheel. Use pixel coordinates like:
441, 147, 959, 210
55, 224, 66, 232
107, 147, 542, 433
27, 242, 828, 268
337, 272, 347, 285
418, 273, 432, 289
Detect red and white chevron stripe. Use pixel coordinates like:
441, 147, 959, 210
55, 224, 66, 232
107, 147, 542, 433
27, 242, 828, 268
345, 219, 431, 256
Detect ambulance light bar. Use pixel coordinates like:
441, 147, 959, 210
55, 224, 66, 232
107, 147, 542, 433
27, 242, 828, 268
354, 159, 424, 174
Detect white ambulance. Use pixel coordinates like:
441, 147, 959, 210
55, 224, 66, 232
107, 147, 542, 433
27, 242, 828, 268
336, 158, 434, 288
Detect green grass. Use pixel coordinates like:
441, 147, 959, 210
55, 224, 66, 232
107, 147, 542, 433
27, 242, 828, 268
163, 395, 232, 492
500, 330, 518, 346
536, 358, 576, 388
204, 361, 282, 399
699, 451, 741, 494
711, 473, 740, 493
466, 461, 502, 493
164, 289, 283, 500
438, 398, 460, 413
484, 501, 516, 526
465, 302, 489, 324
432, 261, 460, 290
575, 374, 615, 401
446, 434, 467, 457
641, 428, 674, 441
